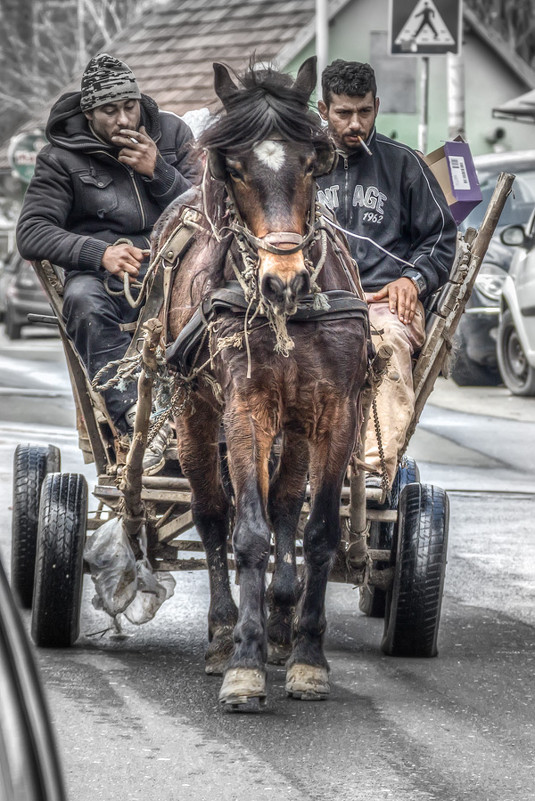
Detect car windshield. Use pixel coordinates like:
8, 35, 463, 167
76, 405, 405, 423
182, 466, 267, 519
461, 167, 535, 230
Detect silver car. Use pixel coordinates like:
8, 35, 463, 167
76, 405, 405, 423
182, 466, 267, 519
497, 209, 535, 395
452, 150, 535, 386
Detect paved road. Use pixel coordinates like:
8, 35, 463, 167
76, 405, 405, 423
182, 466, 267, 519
1, 329, 534, 801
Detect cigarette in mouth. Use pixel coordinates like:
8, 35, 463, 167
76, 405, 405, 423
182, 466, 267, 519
358, 136, 372, 155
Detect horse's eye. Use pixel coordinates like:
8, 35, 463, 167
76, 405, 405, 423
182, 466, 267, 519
305, 163, 315, 175
227, 166, 243, 181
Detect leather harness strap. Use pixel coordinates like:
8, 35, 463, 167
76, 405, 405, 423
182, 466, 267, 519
166, 280, 369, 376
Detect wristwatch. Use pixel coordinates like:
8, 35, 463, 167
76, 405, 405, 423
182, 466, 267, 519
405, 270, 427, 297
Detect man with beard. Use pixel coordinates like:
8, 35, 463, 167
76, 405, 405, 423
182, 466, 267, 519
317, 60, 457, 492
17, 54, 198, 473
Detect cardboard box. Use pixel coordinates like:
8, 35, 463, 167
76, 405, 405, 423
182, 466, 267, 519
425, 137, 482, 225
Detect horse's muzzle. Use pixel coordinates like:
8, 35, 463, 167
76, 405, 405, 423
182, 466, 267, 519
261, 270, 311, 313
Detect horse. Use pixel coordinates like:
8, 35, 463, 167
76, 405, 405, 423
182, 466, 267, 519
155, 56, 369, 709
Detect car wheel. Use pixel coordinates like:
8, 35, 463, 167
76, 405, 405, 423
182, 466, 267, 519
450, 331, 501, 387
381, 482, 449, 658
11, 445, 61, 609
497, 309, 535, 396
5, 305, 22, 340
31, 473, 87, 648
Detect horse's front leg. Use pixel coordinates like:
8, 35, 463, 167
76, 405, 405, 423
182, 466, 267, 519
175, 400, 237, 675
266, 430, 308, 664
218, 404, 274, 710
286, 400, 358, 700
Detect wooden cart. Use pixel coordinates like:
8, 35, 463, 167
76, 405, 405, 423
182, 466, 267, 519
10, 173, 514, 657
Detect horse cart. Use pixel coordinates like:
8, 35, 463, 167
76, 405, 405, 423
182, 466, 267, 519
10, 170, 512, 684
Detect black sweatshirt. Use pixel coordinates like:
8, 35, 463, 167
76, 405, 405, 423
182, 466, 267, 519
316, 128, 457, 297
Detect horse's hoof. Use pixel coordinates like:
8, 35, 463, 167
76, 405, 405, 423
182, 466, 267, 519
219, 667, 267, 712
285, 664, 330, 700
267, 641, 291, 665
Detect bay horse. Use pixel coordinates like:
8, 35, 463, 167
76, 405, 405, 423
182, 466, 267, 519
156, 57, 369, 709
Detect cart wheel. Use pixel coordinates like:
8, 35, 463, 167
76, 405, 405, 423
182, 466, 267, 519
31, 473, 87, 648
381, 482, 449, 658
359, 456, 420, 618
11, 444, 61, 609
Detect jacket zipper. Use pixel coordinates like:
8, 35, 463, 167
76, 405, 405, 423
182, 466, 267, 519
93, 150, 147, 230
343, 155, 350, 226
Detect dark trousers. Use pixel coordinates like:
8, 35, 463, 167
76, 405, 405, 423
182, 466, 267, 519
62, 271, 140, 432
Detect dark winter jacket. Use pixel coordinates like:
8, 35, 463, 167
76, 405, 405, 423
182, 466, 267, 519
17, 92, 198, 273
316, 128, 457, 297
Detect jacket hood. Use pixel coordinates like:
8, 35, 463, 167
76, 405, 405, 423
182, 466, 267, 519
45, 91, 161, 152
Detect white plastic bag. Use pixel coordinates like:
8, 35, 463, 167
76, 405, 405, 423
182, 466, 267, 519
84, 518, 176, 627
84, 518, 137, 617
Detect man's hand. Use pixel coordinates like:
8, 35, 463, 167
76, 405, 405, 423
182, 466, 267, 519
111, 125, 158, 178
371, 277, 418, 325
101, 243, 144, 282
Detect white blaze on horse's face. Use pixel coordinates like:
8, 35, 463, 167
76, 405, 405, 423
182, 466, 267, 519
254, 140, 285, 172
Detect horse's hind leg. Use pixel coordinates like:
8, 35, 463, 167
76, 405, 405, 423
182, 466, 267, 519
175, 403, 237, 675
286, 402, 357, 700
267, 431, 308, 664
218, 409, 274, 710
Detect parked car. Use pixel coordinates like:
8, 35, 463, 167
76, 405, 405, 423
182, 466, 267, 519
0, 250, 53, 340
496, 211, 535, 395
451, 150, 535, 386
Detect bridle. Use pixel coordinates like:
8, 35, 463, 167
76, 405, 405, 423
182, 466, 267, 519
224, 178, 322, 258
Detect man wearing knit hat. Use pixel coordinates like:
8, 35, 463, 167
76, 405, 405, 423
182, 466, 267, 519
17, 54, 198, 474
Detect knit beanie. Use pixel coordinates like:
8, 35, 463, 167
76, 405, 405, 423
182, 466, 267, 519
80, 53, 141, 112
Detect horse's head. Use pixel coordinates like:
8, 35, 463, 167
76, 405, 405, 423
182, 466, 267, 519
200, 57, 336, 314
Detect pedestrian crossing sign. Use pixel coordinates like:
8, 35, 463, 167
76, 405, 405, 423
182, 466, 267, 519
389, 0, 462, 55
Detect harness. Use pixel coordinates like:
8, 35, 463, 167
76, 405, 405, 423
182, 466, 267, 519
161, 170, 369, 378
166, 280, 369, 376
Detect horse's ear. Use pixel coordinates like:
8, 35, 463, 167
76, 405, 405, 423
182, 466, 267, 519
294, 56, 317, 100
213, 62, 240, 108
313, 141, 338, 177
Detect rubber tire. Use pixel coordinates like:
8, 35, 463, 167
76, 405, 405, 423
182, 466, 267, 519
450, 331, 501, 387
359, 456, 420, 618
31, 473, 87, 648
11, 444, 61, 609
381, 482, 449, 658
497, 309, 535, 396
5, 305, 22, 340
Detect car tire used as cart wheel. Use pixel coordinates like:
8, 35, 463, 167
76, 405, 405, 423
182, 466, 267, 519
11, 444, 61, 609
359, 456, 420, 618
381, 482, 449, 658
31, 472, 87, 648
497, 309, 535, 396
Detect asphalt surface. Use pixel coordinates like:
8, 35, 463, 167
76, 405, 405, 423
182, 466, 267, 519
1, 328, 534, 801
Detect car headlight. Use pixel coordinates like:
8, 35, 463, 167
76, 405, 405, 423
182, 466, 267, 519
474, 263, 507, 302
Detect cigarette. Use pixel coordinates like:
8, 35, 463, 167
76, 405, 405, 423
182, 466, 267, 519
129, 136, 139, 144
358, 136, 372, 155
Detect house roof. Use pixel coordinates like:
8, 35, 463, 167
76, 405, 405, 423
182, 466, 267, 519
493, 88, 535, 124
3, 0, 535, 170
0, 0, 320, 170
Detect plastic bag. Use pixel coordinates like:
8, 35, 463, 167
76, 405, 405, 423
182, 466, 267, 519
84, 518, 176, 626
84, 518, 137, 617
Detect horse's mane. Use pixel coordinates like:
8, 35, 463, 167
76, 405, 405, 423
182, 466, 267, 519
198, 63, 330, 154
